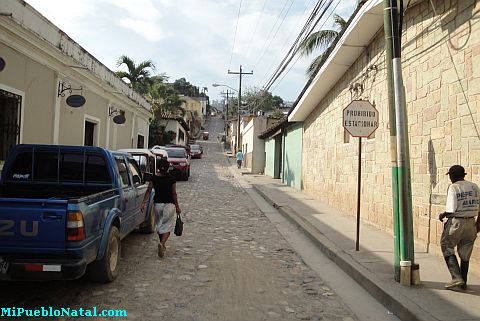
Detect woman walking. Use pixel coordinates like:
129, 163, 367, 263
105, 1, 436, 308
141, 158, 181, 258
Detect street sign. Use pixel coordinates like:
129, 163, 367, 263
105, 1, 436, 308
342, 100, 379, 252
343, 100, 379, 137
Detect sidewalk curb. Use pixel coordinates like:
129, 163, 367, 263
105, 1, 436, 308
251, 184, 436, 321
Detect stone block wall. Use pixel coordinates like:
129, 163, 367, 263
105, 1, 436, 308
302, 0, 480, 268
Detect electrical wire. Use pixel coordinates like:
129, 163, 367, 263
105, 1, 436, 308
252, 0, 295, 70
245, 0, 320, 89
228, 0, 244, 71
255, 0, 315, 88
244, 0, 270, 59
264, 0, 339, 91
264, 3, 332, 88
260, 0, 326, 80
264, 0, 331, 88
243, 0, 328, 106
269, 0, 341, 91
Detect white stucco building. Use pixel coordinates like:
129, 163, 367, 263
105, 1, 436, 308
0, 0, 153, 172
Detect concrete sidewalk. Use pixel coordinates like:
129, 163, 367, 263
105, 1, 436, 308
238, 171, 480, 321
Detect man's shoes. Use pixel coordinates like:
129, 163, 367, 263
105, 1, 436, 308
460, 284, 468, 291
444, 278, 464, 289
158, 243, 165, 258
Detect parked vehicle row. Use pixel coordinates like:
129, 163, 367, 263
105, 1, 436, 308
148, 143, 203, 181
190, 144, 203, 159
0, 144, 156, 283
0, 141, 204, 283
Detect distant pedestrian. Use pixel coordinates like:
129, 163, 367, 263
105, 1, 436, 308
141, 158, 182, 258
236, 150, 243, 169
439, 165, 480, 290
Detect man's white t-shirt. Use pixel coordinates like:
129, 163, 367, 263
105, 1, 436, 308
446, 180, 480, 217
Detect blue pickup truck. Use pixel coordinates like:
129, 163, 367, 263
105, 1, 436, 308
0, 144, 155, 282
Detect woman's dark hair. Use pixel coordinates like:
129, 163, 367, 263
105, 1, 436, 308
157, 158, 170, 174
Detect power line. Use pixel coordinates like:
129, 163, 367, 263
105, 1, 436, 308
252, 0, 294, 70
270, 0, 341, 91
262, 0, 331, 89
245, 0, 270, 59
258, 0, 317, 86
257, 0, 297, 67
264, 0, 342, 91
243, 0, 329, 108
228, 0, 244, 71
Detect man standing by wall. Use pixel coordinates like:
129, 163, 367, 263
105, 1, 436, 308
439, 165, 480, 290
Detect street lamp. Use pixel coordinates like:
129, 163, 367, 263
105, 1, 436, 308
212, 83, 238, 92
212, 84, 238, 113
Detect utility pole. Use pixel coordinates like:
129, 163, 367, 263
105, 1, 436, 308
383, 0, 417, 286
228, 65, 253, 151
383, 0, 400, 283
220, 90, 235, 132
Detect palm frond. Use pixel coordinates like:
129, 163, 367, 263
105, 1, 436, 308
116, 55, 135, 72
299, 29, 338, 57
115, 71, 133, 84
136, 69, 151, 79
307, 54, 325, 78
333, 14, 347, 30
137, 60, 155, 72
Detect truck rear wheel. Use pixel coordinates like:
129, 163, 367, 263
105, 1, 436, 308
88, 226, 120, 283
139, 205, 155, 234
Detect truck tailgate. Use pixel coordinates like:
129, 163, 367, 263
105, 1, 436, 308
0, 198, 68, 254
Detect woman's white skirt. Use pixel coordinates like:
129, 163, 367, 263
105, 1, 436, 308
154, 203, 176, 234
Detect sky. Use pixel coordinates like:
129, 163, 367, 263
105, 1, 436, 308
25, 0, 356, 103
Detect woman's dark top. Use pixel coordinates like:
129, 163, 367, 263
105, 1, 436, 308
151, 175, 176, 204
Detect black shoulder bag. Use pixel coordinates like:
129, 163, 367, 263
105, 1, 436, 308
174, 214, 183, 236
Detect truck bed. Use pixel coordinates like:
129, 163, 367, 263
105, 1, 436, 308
0, 182, 113, 199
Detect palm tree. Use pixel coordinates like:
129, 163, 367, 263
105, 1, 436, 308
116, 55, 155, 94
147, 82, 185, 118
299, 14, 347, 77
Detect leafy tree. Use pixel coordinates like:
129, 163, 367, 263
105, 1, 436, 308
271, 110, 286, 119
242, 87, 284, 114
271, 95, 284, 109
148, 120, 176, 147
173, 78, 199, 96
116, 55, 156, 94
299, 14, 347, 77
147, 82, 186, 118
148, 119, 165, 147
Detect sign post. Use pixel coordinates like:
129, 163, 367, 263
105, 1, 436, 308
343, 100, 379, 251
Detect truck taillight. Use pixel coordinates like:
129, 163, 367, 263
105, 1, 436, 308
66, 211, 85, 241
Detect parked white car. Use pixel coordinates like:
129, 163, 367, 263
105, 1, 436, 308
150, 147, 168, 159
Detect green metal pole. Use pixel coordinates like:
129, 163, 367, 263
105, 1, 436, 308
383, 0, 401, 282
389, 0, 415, 284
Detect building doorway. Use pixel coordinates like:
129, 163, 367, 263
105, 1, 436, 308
137, 134, 144, 148
0, 89, 21, 163
84, 120, 96, 146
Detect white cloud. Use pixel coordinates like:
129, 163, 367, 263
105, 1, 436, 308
117, 18, 169, 42
24, 0, 356, 102
26, 0, 95, 30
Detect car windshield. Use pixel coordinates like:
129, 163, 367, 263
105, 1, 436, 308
165, 149, 186, 158
190, 145, 200, 151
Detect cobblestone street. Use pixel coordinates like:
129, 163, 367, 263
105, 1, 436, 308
0, 118, 357, 321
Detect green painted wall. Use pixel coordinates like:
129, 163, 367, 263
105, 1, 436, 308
283, 123, 303, 190
264, 138, 276, 177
